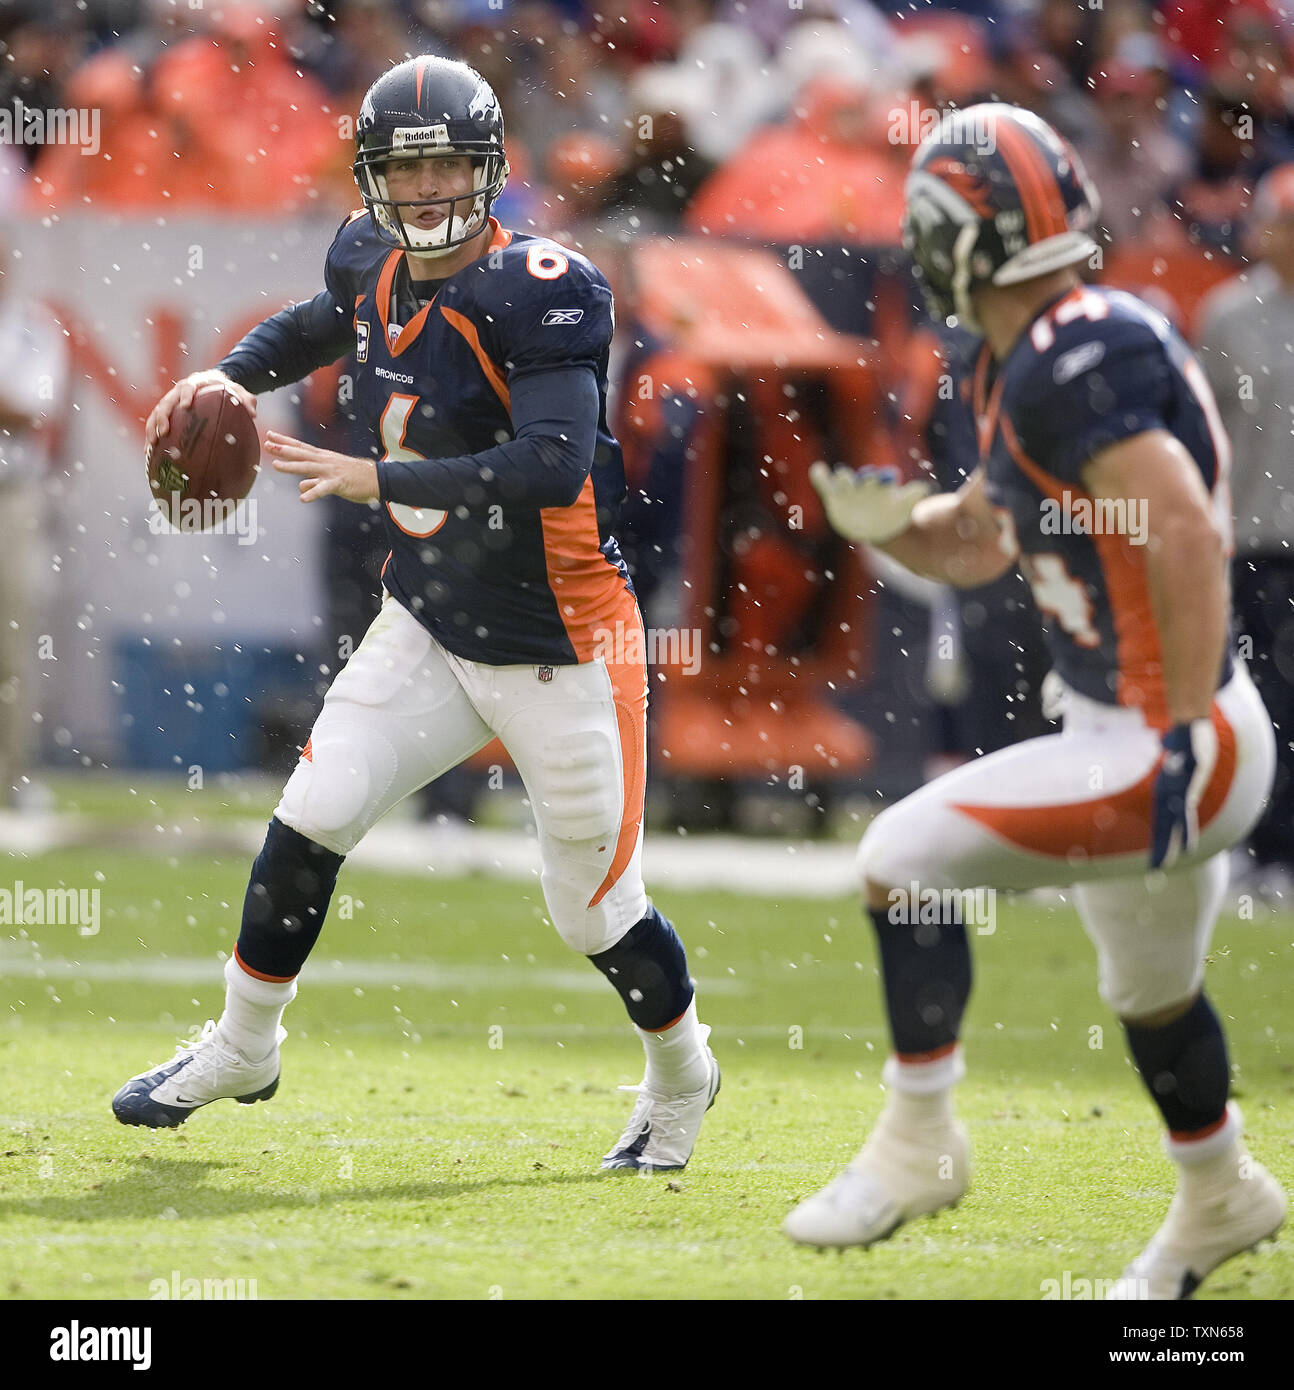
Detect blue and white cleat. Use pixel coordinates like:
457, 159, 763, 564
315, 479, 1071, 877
601, 1032, 721, 1173
112, 1020, 283, 1129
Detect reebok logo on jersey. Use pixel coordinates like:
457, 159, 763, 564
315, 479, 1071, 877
542, 308, 584, 326
1053, 340, 1106, 385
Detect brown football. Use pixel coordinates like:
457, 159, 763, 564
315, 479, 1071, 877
146, 383, 260, 527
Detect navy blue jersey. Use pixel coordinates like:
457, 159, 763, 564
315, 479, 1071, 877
325, 212, 634, 665
978, 285, 1233, 724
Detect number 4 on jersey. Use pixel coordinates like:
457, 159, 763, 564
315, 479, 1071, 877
1022, 552, 1101, 649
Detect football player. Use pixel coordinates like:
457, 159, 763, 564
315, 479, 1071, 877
112, 57, 720, 1173
791, 103, 1285, 1297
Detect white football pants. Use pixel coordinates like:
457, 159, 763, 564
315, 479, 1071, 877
276, 595, 649, 954
858, 663, 1275, 1016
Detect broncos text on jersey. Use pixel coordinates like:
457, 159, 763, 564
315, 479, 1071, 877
325, 211, 634, 666
976, 284, 1234, 726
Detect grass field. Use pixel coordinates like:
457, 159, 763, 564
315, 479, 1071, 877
2, 823, 1293, 1301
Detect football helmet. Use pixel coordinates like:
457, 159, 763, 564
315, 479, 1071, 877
902, 103, 1100, 330
353, 56, 509, 258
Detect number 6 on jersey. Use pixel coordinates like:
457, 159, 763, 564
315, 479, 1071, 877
381, 393, 447, 537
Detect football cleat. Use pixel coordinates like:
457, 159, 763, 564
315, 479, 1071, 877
601, 1031, 721, 1173
783, 1116, 970, 1248
1107, 1158, 1286, 1300
111, 1020, 283, 1129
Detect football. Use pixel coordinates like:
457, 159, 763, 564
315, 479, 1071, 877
146, 382, 260, 529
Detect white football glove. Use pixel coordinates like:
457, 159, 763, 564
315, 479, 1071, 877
809, 463, 933, 545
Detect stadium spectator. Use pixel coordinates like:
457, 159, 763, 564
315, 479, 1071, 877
1170, 84, 1267, 256
148, 0, 338, 211
1159, 0, 1287, 74
0, 4, 89, 173
686, 74, 907, 245
27, 50, 210, 212
664, 21, 781, 164
1079, 61, 1190, 249
716, 0, 900, 64
588, 67, 718, 235
978, 17, 1097, 146
1196, 162, 1294, 896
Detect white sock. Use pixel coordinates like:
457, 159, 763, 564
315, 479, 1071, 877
216, 955, 296, 1061
637, 998, 711, 1094
1168, 1103, 1246, 1195
887, 1087, 956, 1131
881, 1048, 965, 1133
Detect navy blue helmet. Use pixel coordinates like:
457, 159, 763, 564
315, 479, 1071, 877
903, 104, 1100, 329
353, 56, 509, 258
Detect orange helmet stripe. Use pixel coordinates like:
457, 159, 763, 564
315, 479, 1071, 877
994, 117, 1068, 243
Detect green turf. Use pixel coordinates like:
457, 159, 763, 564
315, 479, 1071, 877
2, 843, 1292, 1300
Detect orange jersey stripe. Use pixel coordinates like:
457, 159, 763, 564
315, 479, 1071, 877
538, 475, 631, 663
953, 701, 1237, 858
588, 589, 649, 909
439, 304, 510, 408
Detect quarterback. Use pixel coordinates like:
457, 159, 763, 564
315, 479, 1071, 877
793, 104, 1285, 1297
112, 57, 720, 1172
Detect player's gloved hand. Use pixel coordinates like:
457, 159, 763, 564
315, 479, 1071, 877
146, 370, 257, 445
1148, 719, 1218, 871
809, 462, 933, 545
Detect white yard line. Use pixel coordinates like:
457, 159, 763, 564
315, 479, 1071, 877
0, 949, 747, 994
0, 812, 864, 898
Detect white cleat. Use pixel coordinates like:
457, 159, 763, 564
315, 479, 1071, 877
601, 1029, 721, 1172
784, 1118, 970, 1248
112, 1020, 285, 1129
1107, 1159, 1286, 1300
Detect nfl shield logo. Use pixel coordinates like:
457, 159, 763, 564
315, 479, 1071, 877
356, 320, 369, 363
536, 665, 554, 682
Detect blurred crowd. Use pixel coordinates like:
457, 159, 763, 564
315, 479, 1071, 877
4, 0, 1294, 885
1, 0, 1293, 260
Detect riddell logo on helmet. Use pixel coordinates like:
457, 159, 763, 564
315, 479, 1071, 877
392, 125, 450, 150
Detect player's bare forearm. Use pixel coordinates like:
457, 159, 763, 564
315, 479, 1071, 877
1148, 523, 1226, 723
1082, 431, 1227, 724
882, 473, 1015, 588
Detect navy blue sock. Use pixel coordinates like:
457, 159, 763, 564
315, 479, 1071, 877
236, 817, 345, 979
869, 903, 972, 1057
590, 905, 694, 1029
1123, 993, 1229, 1136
